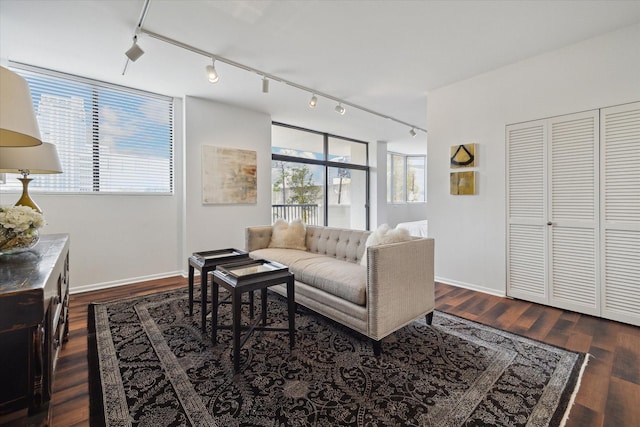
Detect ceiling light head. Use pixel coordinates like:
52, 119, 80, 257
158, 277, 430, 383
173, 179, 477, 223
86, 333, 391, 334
335, 103, 345, 115
206, 59, 219, 83
309, 94, 318, 109
262, 77, 269, 93
125, 36, 144, 62
409, 128, 417, 137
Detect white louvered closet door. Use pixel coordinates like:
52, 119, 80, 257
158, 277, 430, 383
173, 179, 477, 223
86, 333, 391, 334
601, 102, 640, 326
507, 121, 548, 304
548, 112, 599, 315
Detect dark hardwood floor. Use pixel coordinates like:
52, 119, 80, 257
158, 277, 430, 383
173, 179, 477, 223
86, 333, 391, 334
51, 278, 639, 426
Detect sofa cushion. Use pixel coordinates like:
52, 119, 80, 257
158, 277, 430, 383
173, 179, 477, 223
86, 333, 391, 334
305, 226, 370, 264
290, 257, 366, 306
250, 247, 367, 306
268, 219, 307, 250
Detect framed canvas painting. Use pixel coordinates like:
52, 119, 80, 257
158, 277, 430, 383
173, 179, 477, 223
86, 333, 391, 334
202, 146, 257, 204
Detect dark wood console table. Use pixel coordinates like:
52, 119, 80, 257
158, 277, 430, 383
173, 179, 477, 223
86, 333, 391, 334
0, 234, 70, 426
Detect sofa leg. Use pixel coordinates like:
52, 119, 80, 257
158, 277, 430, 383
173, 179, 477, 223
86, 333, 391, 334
425, 311, 434, 325
372, 339, 382, 356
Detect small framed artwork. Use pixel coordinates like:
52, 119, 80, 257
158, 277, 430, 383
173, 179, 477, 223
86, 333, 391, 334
450, 171, 476, 195
450, 143, 476, 168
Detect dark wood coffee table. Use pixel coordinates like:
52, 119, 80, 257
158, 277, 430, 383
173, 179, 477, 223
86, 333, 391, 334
210, 259, 295, 373
188, 248, 249, 332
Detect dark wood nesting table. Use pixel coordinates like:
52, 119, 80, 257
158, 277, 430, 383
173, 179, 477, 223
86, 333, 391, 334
210, 259, 296, 373
188, 248, 249, 332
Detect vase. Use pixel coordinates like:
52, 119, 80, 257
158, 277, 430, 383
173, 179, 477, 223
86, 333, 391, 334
0, 229, 40, 255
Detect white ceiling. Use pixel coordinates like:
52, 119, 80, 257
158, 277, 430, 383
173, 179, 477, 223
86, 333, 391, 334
2, 0, 640, 153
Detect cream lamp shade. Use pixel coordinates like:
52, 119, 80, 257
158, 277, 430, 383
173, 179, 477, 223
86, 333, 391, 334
0, 142, 62, 175
0, 66, 43, 147
0, 142, 62, 212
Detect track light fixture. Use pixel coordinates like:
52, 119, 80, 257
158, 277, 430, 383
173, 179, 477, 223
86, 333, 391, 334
125, 36, 145, 62
206, 58, 219, 83
133, 24, 428, 137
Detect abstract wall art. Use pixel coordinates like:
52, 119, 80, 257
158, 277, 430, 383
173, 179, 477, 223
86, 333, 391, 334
450, 143, 476, 168
450, 171, 476, 195
202, 146, 257, 204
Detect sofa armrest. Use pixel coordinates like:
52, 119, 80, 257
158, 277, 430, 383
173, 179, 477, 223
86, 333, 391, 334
246, 226, 273, 252
366, 238, 435, 340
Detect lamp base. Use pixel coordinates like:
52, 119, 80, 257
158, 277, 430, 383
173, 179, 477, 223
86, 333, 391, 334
16, 177, 42, 213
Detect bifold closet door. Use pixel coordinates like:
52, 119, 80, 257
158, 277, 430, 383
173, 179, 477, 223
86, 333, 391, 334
601, 102, 640, 326
507, 121, 548, 304
507, 111, 599, 315
547, 111, 599, 315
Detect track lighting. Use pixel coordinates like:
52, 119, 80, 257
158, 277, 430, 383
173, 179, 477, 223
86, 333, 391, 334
206, 59, 219, 83
133, 26, 428, 136
125, 36, 144, 62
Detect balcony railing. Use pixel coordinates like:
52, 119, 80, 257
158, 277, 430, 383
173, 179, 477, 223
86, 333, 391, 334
272, 204, 319, 225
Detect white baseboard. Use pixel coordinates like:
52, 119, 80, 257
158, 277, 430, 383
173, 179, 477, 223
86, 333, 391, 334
435, 276, 506, 297
70, 270, 184, 294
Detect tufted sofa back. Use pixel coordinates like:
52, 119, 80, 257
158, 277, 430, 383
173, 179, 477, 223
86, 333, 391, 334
305, 225, 371, 264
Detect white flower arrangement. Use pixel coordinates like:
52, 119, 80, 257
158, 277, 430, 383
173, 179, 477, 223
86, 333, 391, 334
0, 205, 45, 252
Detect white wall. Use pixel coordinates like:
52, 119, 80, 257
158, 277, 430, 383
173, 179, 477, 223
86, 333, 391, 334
183, 96, 272, 271
427, 23, 640, 295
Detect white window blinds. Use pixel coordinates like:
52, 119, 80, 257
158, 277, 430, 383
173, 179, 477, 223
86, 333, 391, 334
7, 63, 173, 193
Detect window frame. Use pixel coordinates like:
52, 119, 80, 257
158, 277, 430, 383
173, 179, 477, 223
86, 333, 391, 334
2, 62, 174, 195
272, 122, 370, 230
387, 151, 426, 204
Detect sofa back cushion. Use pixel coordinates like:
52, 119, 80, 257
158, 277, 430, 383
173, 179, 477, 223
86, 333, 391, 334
305, 225, 370, 264
268, 219, 307, 250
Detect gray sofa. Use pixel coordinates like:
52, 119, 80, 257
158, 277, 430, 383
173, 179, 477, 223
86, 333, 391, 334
246, 225, 435, 354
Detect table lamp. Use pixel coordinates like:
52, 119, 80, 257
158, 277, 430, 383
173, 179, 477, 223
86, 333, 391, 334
0, 142, 63, 213
0, 66, 43, 147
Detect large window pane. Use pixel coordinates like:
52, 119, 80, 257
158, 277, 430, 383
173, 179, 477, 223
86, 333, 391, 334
272, 123, 369, 229
328, 136, 367, 166
392, 154, 405, 203
406, 156, 426, 202
271, 160, 324, 225
272, 125, 324, 160
327, 167, 367, 230
4, 64, 173, 194
388, 153, 426, 203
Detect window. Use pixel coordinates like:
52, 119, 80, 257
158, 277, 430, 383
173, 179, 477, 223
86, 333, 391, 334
272, 123, 369, 230
387, 153, 426, 203
4, 63, 173, 193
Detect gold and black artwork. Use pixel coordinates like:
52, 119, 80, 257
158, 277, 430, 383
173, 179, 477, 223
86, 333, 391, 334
450, 143, 476, 168
450, 171, 476, 195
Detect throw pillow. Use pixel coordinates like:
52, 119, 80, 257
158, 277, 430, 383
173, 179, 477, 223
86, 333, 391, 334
268, 219, 307, 251
360, 224, 411, 267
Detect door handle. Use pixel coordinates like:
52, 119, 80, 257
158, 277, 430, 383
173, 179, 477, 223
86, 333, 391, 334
547, 221, 553, 226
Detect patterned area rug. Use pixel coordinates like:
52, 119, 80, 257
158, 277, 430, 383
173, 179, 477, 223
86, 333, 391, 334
88, 288, 587, 426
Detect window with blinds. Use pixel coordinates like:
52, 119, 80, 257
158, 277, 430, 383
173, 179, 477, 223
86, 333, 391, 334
4, 63, 173, 194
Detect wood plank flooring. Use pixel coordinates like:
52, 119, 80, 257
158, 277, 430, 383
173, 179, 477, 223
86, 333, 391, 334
50, 278, 639, 426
